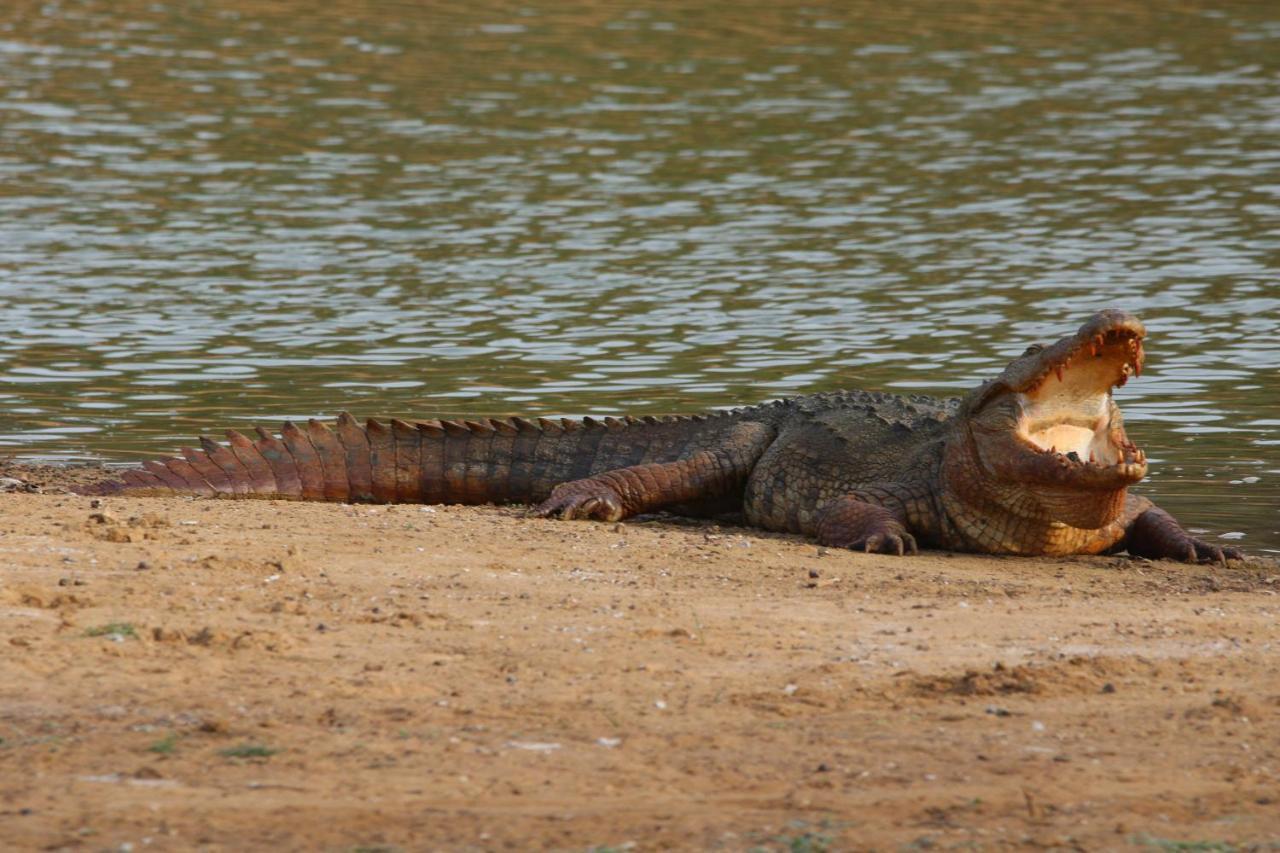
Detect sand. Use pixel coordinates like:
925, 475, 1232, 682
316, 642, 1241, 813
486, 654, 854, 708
2, 464, 1278, 850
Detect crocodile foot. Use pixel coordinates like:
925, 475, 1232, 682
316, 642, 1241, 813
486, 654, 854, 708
1127, 507, 1245, 565
535, 479, 626, 522
816, 496, 919, 556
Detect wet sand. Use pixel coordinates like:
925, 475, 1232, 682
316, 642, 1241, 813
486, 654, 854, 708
2, 464, 1278, 850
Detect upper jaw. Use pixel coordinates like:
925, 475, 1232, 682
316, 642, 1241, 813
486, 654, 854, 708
1010, 309, 1147, 396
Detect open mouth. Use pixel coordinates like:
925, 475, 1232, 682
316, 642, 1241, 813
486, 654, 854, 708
1014, 320, 1147, 479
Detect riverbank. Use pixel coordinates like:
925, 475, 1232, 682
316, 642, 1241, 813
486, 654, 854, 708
2, 465, 1278, 850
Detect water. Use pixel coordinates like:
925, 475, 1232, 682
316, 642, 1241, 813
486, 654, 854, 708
1, 0, 1276, 551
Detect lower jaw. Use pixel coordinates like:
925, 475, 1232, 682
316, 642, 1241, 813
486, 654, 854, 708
1017, 444, 1148, 492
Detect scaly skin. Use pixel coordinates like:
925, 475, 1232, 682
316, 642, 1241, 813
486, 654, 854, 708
81, 310, 1243, 564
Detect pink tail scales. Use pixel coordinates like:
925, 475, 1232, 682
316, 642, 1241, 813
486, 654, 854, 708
84, 410, 747, 505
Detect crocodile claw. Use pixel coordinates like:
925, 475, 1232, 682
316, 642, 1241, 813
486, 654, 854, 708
1165, 537, 1244, 567
857, 530, 919, 556
815, 498, 920, 556
1127, 507, 1246, 566
1189, 539, 1245, 567
534, 481, 626, 522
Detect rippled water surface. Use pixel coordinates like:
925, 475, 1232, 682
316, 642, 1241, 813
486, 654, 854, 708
1, 0, 1277, 550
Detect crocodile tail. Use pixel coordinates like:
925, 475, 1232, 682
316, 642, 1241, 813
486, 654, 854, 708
84, 410, 750, 504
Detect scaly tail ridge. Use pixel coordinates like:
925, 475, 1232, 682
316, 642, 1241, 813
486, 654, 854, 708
254, 426, 302, 497
280, 422, 324, 499
83, 408, 760, 504
226, 429, 277, 494
307, 419, 349, 501
365, 418, 396, 503
335, 412, 373, 501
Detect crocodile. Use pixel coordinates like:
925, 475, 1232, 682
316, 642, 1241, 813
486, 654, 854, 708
85, 309, 1242, 563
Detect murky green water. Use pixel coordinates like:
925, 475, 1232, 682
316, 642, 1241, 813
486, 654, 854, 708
1, 0, 1277, 550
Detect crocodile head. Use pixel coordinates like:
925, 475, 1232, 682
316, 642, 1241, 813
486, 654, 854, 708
955, 309, 1148, 529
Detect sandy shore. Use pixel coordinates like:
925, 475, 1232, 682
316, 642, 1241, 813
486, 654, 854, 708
2, 464, 1278, 850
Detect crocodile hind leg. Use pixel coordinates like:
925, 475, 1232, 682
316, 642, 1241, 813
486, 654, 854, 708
535, 422, 775, 522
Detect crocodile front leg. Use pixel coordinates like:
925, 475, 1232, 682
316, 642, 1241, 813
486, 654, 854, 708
815, 493, 920, 555
535, 422, 776, 522
1119, 495, 1244, 565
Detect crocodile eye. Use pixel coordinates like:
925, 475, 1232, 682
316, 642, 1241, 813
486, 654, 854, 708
1023, 343, 1045, 356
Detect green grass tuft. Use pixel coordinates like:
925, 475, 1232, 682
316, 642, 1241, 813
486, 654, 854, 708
749, 833, 833, 853
148, 733, 178, 754
85, 622, 137, 639
1134, 837, 1239, 853
219, 743, 278, 759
